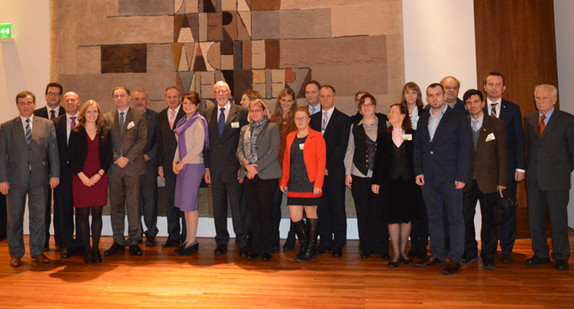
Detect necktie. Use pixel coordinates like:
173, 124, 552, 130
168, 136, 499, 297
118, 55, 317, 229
119, 111, 125, 132
70, 116, 76, 129
218, 107, 226, 136
472, 119, 479, 132
25, 119, 31, 144
169, 110, 176, 129
50, 110, 56, 120
490, 103, 498, 117
539, 115, 546, 136
321, 112, 328, 134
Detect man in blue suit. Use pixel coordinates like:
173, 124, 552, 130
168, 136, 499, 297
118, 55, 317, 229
483, 72, 525, 264
414, 83, 472, 275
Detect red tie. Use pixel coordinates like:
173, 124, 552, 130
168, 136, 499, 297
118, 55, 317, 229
539, 115, 546, 136
50, 110, 56, 120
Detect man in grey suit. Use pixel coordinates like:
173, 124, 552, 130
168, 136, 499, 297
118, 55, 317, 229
524, 84, 574, 271
0, 91, 60, 267
133, 88, 159, 246
103, 86, 147, 257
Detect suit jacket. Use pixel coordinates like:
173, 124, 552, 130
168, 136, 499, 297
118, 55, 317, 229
103, 108, 147, 177
525, 109, 574, 191
157, 106, 186, 177
203, 102, 248, 182
67, 126, 113, 175
483, 99, 525, 174
413, 106, 472, 184
34, 106, 66, 119
0, 116, 60, 188
143, 108, 159, 166
372, 130, 415, 191
464, 115, 508, 194
237, 122, 282, 180
53, 115, 74, 180
310, 108, 350, 179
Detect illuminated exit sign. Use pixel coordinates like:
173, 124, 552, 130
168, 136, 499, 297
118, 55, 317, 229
0, 23, 11, 38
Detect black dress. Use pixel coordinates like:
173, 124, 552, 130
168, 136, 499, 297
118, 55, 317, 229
287, 136, 321, 206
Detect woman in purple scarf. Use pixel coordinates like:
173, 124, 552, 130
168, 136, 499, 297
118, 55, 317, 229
173, 91, 209, 256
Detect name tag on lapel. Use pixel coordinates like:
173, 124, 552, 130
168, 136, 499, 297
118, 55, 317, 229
485, 132, 495, 142
231, 122, 240, 129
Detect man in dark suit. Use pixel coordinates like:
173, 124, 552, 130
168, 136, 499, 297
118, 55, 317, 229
483, 72, 525, 264
524, 84, 574, 272
461, 89, 508, 270
0, 91, 60, 267
52, 92, 81, 259
414, 83, 472, 275
203, 81, 250, 257
103, 86, 147, 257
133, 88, 159, 246
310, 85, 350, 258
157, 86, 186, 248
34, 82, 66, 251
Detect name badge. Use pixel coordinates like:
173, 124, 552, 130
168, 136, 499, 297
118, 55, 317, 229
127, 121, 135, 130
403, 134, 412, 141
485, 132, 495, 142
231, 122, 240, 128
299, 143, 305, 150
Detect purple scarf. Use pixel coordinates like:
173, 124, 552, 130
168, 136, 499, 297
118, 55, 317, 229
173, 112, 210, 161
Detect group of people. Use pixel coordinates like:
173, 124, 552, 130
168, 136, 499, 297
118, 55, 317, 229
1, 73, 572, 275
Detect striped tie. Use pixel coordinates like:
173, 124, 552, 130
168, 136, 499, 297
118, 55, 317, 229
25, 119, 31, 144
490, 103, 497, 117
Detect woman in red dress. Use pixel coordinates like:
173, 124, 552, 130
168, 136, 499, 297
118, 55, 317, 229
68, 100, 112, 264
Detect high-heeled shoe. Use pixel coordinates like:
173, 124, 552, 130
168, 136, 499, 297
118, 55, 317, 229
401, 255, 413, 265
178, 242, 199, 256
84, 252, 94, 264
174, 242, 188, 255
93, 249, 102, 263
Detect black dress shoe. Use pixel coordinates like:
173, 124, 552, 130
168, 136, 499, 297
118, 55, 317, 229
178, 242, 199, 256
162, 238, 180, 248
93, 249, 102, 263
214, 245, 227, 255
525, 256, 550, 266
555, 260, 569, 271
261, 253, 271, 261
129, 245, 143, 256
332, 247, 343, 258
104, 242, 125, 256
415, 255, 445, 267
379, 254, 390, 260
442, 260, 461, 275
483, 261, 496, 270
84, 253, 94, 264
247, 251, 259, 260
501, 252, 513, 264
239, 248, 250, 258
460, 255, 478, 266
145, 236, 156, 246
360, 251, 371, 258
402, 257, 414, 265
60, 248, 74, 259
316, 246, 331, 255
388, 260, 400, 268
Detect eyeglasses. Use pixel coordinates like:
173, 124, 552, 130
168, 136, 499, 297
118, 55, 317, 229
249, 109, 264, 113
213, 90, 229, 94
47, 92, 61, 96
362, 103, 375, 107
295, 116, 308, 121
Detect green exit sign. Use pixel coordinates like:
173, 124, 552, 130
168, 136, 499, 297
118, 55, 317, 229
0, 23, 11, 38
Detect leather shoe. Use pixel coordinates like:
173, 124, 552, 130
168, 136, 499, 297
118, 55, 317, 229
555, 260, 569, 271
162, 238, 180, 248
239, 248, 250, 258
31, 254, 51, 264
402, 257, 414, 266
93, 249, 102, 263
501, 252, 513, 264
9, 257, 22, 268
261, 253, 271, 261
415, 255, 445, 268
525, 256, 550, 266
129, 245, 143, 256
379, 254, 390, 260
247, 251, 259, 260
316, 246, 331, 255
60, 248, 74, 259
460, 255, 478, 266
332, 247, 343, 258
442, 260, 461, 275
483, 261, 496, 270
360, 251, 371, 258
388, 260, 400, 268
104, 242, 125, 256
214, 245, 227, 255
145, 236, 156, 246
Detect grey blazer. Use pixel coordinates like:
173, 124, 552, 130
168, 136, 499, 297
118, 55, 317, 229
0, 116, 60, 188
237, 122, 282, 180
104, 107, 148, 177
525, 109, 574, 191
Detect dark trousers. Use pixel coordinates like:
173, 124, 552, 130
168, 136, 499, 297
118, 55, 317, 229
53, 173, 76, 249
462, 180, 498, 263
211, 175, 249, 249
499, 174, 517, 253
409, 188, 428, 257
271, 186, 283, 247
318, 174, 347, 249
141, 162, 158, 238
351, 176, 388, 255
527, 180, 570, 261
421, 180, 464, 263
164, 172, 184, 241
7, 184, 48, 257
0, 193, 6, 240
109, 175, 143, 246
243, 176, 278, 255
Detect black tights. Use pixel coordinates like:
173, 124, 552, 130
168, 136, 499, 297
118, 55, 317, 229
76, 206, 103, 253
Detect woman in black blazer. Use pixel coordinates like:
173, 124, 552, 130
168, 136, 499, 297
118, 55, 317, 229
68, 100, 112, 263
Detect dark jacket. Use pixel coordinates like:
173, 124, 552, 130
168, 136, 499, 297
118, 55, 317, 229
68, 126, 113, 175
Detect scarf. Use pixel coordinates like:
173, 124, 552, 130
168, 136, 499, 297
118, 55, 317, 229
243, 118, 269, 163
173, 112, 210, 161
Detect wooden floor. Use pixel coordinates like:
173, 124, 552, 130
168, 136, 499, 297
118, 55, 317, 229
1, 211, 573, 308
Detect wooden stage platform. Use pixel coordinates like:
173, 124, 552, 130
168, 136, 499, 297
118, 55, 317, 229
1, 210, 573, 308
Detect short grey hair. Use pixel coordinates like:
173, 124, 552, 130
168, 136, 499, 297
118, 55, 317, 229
534, 84, 557, 97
